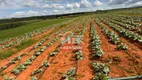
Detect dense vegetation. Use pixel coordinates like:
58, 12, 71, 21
0, 20, 40, 31
0, 18, 70, 41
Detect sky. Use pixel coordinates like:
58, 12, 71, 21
0, 0, 142, 19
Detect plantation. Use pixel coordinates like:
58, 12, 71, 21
0, 7, 142, 80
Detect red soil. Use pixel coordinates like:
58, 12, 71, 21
0, 27, 56, 67
0, 24, 70, 67
15, 24, 79, 80
94, 20, 142, 77
76, 21, 93, 80
0, 18, 141, 80
40, 25, 84, 80
0, 24, 77, 79
101, 21, 142, 69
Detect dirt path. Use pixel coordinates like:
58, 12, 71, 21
76, 21, 93, 80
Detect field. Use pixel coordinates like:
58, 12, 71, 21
0, 8, 142, 80
0, 18, 70, 41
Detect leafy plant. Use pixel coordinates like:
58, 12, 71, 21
93, 49, 104, 58
61, 68, 76, 80
93, 73, 110, 80
12, 68, 20, 75
34, 52, 41, 56
3, 75, 14, 80
92, 62, 110, 74
76, 50, 83, 60
31, 69, 43, 76
116, 43, 128, 50
31, 76, 38, 80
92, 62, 110, 80
29, 55, 36, 61
40, 60, 50, 68
0, 66, 8, 72
49, 52, 56, 57
24, 59, 32, 66
90, 23, 104, 58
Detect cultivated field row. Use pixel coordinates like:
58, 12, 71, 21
0, 16, 142, 80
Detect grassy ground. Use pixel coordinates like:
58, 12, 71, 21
0, 18, 70, 41
0, 39, 37, 60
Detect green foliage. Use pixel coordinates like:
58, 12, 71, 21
93, 73, 110, 80
3, 75, 14, 80
117, 43, 128, 50
31, 69, 43, 76
15, 39, 34, 50
31, 76, 38, 80
0, 39, 35, 60
12, 64, 27, 75
24, 59, 32, 66
92, 49, 104, 58
34, 46, 46, 56
62, 68, 76, 80
0, 50, 15, 60
0, 18, 70, 41
90, 22, 104, 58
39, 60, 50, 68
92, 62, 110, 80
100, 17, 142, 43
76, 50, 83, 60
92, 62, 110, 74
12, 68, 20, 75
31, 60, 49, 77
0, 66, 8, 72
49, 52, 56, 57
0, 20, 39, 31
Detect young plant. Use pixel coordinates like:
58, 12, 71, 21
76, 50, 83, 60
116, 43, 128, 50
92, 62, 110, 74
3, 75, 14, 80
31, 76, 38, 80
92, 62, 110, 80
61, 68, 76, 80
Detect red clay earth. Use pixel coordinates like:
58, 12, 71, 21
0, 23, 77, 79
101, 20, 142, 63
94, 21, 136, 77
76, 21, 93, 80
0, 26, 59, 67
0, 18, 141, 80
39, 24, 84, 80
0, 23, 73, 67
17, 24, 80, 80
95, 20, 142, 77
101, 19, 142, 49
0, 23, 80, 80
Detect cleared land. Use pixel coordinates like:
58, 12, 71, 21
0, 8, 142, 80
